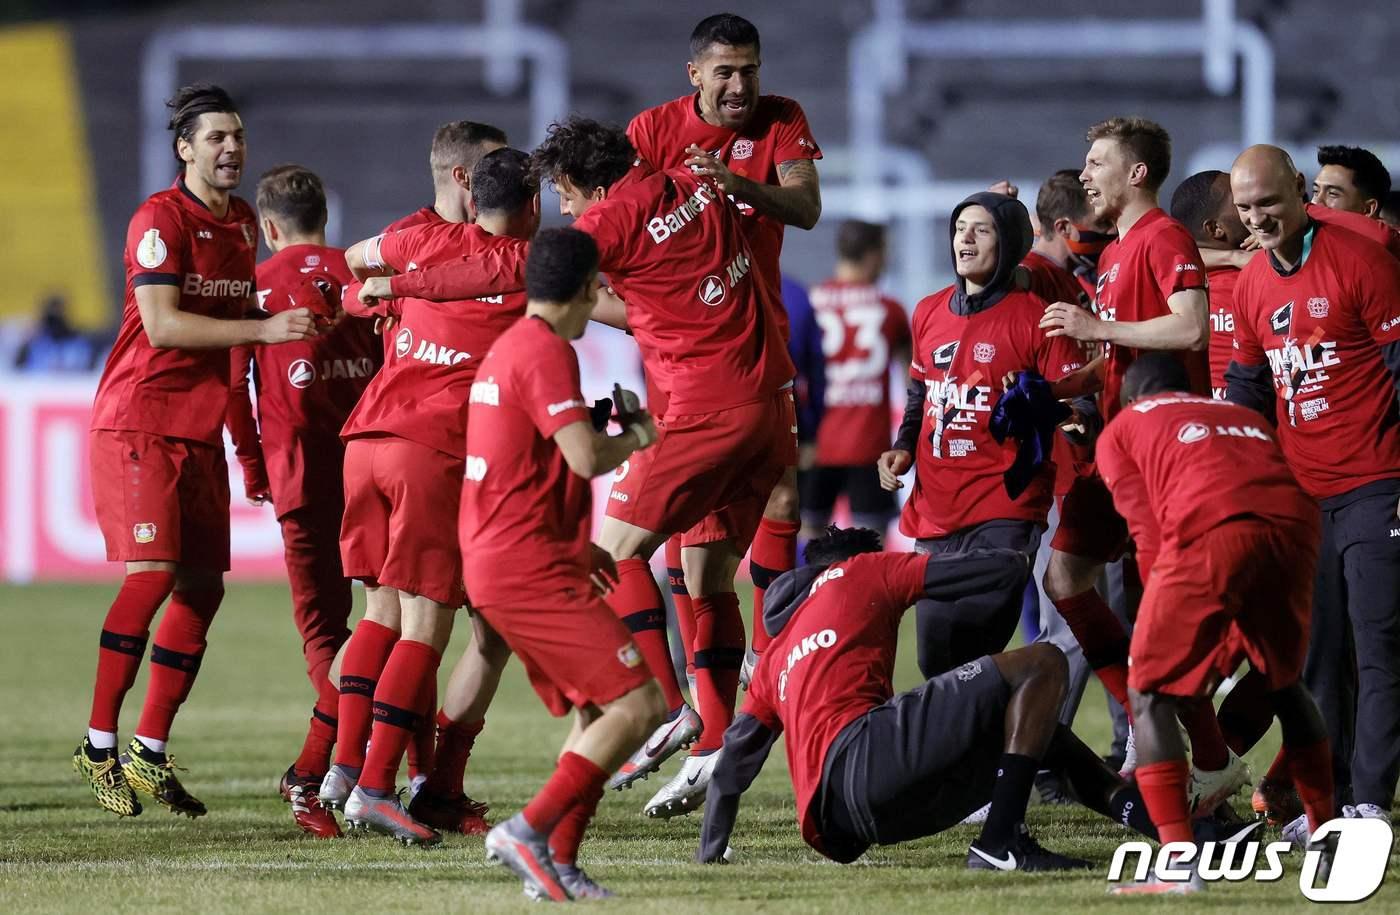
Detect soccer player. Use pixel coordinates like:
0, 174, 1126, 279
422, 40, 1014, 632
1311, 144, 1392, 219
223, 165, 381, 837
321, 148, 537, 844
1169, 170, 1250, 398
878, 193, 1084, 677
697, 527, 1247, 871
468, 227, 665, 902
1098, 354, 1334, 894
77, 83, 319, 817
1227, 144, 1400, 822
1021, 169, 1111, 308
802, 221, 909, 539
628, 12, 823, 695
1037, 119, 1248, 800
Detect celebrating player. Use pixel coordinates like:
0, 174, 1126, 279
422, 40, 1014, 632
878, 192, 1084, 677
1226, 144, 1400, 822
469, 227, 665, 902
1098, 355, 1335, 893
802, 220, 909, 539
76, 84, 320, 818
320, 148, 537, 844
1311, 144, 1392, 219
225, 165, 381, 837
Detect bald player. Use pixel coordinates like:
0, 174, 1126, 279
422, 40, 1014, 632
1227, 144, 1400, 822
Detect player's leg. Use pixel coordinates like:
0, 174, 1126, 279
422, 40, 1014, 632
1303, 508, 1355, 808
749, 468, 800, 658
410, 611, 508, 834
324, 584, 401, 807
665, 535, 697, 690
597, 513, 684, 708
846, 464, 899, 541
796, 464, 838, 543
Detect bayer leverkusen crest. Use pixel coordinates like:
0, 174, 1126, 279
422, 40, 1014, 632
132, 523, 157, 544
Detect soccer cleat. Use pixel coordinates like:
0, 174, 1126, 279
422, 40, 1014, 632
279, 767, 341, 839
1189, 749, 1251, 817
1251, 776, 1303, 826
343, 786, 441, 846
1343, 802, 1392, 822
1282, 813, 1311, 848
1033, 769, 1076, 806
555, 863, 615, 899
485, 813, 572, 903
119, 740, 206, 817
739, 648, 759, 691
72, 739, 142, 817
966, 823, 1093, 872
408, 787, 490, 835
643, 750, 720, 819
610, 704, 703, 791
1109, 872, 1203, 895
318, 764, 357, 811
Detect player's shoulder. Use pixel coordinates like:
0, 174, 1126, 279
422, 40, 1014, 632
132, 186, 190, 224
912, 286, 954, 321
1140, 208, 1198, 248
228, 194, 256, 222
1315, 217, 1393, 265
755, 94, 808, 123
382, 207, 440, 234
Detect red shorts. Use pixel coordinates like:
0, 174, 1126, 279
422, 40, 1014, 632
605, 390, 796, 551
475, 593, 653, 716
1128, 517, 1319, 696
1049, 470, 1128, 563
339, 436, 466, 607
90, 429, 231, 570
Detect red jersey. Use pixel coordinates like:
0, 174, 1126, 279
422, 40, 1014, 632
1097, 392, 1318, 578
628, 94, 823, 340
459, 316, 594, 606
743, 551, 928, 855
92, 178, 257, 445
1307, 202, 1400, 260
1205, 264, 1240, 398
902, 288, 1085, 538
340, 222, 528, 460
573, 167, 796, 415
809, 279, 909, 466
227, 244, 381, 515
1229, 221, 1400, 499
1092, 207, 1210, 419
1022, 249, 1088, 308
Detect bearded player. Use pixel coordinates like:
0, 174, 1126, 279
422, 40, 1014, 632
76, 84, 319, 817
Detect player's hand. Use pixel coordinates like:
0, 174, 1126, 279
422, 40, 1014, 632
612, 384, 645, 426
1241, 234, 1262, 251
989, 179, 1019, 198
1040, 300, 1103, 342
627, 412, 659, 450
588, 544, 619, 597
1001, 370, 1019, 392
361, 275, 393, 305
374, 314, 396, 337
259, 307, 318, 343
246, 489, 271, 507
589, 397, 614, 432
685, 144, 741, 194
877, 449, 913, 491
1059, 410, 1092, 445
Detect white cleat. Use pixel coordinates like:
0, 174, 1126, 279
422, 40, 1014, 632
739, 648, 759, 691
1282, 813, 1311, 848
318, 764, 357, 811
1190, 749, 1251, 816
343, 786, 441, 846
643, 751, 720, 818
609, 704, 702, 791
1343, 802, 1392, 822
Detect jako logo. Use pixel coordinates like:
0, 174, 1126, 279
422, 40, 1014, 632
698, 274, 726, 306
287, 359, 315, 389
395, 328, 414, 358
1177, 421, 1210, 444
1108, 818, 1393, 902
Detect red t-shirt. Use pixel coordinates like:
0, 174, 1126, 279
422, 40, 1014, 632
340, 223, 528, 460
92, 178, 258, 445
743, 551, 927, 855
573, 167, 796, 415
1092, 208, 1210, 420
628, 94, 823, 341
1097, 391, 1318, 579
1229, 221, 1400, 499
1206, 264, 1240, 398
459, 316, 595, 606
901, 288, 1085, 538
1307, 202, 1400, 260
809, 279, 909, 466
228, 244, 382, 516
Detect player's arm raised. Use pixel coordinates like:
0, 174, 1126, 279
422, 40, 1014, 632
343, 235, 395, 281
1040, 287, 1210, 352
554, 389, 657, 481
697, 712, 780, 863
135, 283, 316, 349
685, 145, 821, 230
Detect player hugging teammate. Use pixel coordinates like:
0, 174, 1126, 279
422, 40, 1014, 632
70, 9, 1400, 904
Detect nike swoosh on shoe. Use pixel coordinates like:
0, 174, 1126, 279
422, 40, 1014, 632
969, 846, 1018, 870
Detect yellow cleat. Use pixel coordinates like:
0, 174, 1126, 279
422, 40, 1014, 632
72, 739, 142, 817
119, 739, 207, 818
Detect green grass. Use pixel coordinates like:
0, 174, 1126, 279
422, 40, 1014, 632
1, 582, 1394, 912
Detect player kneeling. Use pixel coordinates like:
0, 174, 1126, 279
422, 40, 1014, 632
461, 228, 666, 901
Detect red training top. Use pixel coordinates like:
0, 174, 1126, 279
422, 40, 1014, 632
1205, 264, 1240, 398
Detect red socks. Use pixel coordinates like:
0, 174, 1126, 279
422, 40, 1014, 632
89, 570, 175, 733
1285, 739, 1335, 832
1052, 588, 1131, 708
606, 558, 684, 711
748, 518, 798, 655
333, 619, 399, 770
692, 592, 745, 753
550, 781, 605, 866
1136, 758, 1193, 846
135, 586, 222, 741
358, 639, 442, 793
425, 712, 485, 797
523, 751, 608, 835
1176, 698, 1230, 772
665, 538, 697, 680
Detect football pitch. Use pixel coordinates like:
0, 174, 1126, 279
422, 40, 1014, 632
2, 582, 1392, 912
